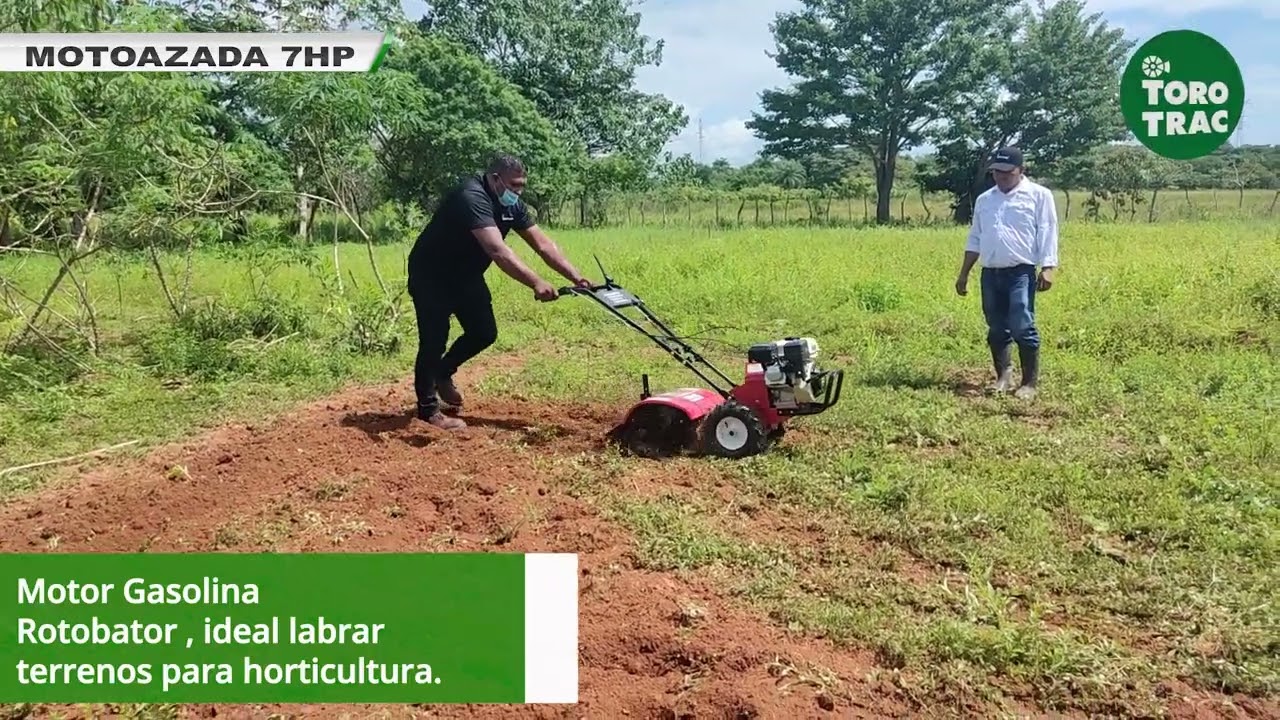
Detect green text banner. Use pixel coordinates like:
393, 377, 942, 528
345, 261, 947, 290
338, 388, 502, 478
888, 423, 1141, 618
0, 552, 578, 704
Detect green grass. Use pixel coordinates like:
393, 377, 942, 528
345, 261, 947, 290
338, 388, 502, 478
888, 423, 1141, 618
2, 217, 1278, 712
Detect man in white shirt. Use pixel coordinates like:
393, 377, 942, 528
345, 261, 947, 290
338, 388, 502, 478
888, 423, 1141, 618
955, 147, 1058, 400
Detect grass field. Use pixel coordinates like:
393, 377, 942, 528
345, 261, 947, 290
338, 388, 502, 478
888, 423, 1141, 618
1, 213, 1278, 716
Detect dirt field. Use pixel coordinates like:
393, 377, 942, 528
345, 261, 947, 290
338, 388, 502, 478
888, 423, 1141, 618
1, 356, 1274, 720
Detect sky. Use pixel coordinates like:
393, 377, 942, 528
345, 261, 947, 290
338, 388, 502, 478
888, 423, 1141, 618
399, 0, 1280, 166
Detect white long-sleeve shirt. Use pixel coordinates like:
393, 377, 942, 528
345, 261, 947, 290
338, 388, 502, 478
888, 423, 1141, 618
965, 178, 1059, 269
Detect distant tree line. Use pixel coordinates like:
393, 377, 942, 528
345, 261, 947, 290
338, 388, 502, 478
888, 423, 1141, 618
575, 143, 1280, 227
2, 0, 1276, 257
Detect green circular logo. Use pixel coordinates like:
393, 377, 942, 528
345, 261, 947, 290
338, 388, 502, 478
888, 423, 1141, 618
1119, 29, 1245, 160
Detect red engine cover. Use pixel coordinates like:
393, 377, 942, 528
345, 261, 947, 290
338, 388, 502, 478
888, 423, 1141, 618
730, 363, 782, 430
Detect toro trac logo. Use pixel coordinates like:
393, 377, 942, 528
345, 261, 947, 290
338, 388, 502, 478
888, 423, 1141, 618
1120, 29, 1245, 160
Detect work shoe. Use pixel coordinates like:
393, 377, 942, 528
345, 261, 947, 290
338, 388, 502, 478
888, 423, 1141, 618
1015, 345, 1040, 400
436, 376, 464, 409
988, 343, 1015, 394
417, 405, 466, 430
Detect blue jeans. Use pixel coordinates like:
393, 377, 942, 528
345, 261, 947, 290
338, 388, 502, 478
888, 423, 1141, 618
980, 265, 1039, 350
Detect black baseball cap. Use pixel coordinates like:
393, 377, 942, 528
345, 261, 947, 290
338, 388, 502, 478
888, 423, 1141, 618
988, 146, 1024, 172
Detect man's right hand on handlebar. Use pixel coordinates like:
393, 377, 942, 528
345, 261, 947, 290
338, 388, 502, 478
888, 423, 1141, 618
534, 279, 558, 302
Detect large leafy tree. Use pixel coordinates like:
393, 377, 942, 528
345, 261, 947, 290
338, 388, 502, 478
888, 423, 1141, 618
919, 0, 1133, 222
748, 0, 1014, 224
164, 0, 410, 239
0, 1, 270, 246
175, 0, 404, 32
0, 0, 115, 31
0, 0, 273, 349
416, 0, 687, 164
373, 31, 578, 215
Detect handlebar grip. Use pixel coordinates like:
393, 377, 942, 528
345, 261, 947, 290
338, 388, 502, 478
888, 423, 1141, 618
559, 283, 608, 296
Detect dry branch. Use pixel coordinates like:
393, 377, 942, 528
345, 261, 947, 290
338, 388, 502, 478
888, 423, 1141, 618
302, 126, 389, 297
0, 440, 142, 479
6, 241, 107, 352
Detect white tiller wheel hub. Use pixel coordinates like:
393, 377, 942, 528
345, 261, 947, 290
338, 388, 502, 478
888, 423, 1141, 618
715, 416, 749, 450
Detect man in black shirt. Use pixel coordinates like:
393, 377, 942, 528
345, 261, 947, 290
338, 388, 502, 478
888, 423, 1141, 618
406, 154, 591, 430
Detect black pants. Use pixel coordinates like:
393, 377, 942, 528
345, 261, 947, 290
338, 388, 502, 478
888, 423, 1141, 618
410, 279, 498, 414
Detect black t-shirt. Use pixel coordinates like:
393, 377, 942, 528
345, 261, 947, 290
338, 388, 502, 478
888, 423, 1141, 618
407, 174, 535, 289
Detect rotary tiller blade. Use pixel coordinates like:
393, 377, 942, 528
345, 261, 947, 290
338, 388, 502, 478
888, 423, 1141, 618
609, 404, 697, 459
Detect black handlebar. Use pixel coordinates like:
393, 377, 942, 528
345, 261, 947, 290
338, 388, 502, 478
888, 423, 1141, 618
557, 283, 610, 296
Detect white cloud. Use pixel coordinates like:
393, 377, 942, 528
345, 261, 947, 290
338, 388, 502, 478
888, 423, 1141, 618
665, 117, 759, 164
632, 0, 797, 104
632, 0, 799, 164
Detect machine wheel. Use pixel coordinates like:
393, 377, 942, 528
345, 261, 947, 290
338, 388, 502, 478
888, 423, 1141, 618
698, 401, 769, 459
611, 404, 696, 459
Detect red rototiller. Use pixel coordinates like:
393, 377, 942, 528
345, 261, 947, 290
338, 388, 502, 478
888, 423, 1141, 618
558, 260, 844, 459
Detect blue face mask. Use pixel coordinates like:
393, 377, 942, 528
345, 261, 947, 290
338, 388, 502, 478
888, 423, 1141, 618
492, 174, 520, 207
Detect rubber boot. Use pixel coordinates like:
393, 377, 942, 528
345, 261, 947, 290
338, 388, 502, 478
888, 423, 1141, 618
1015, 345, 1039, 400
989, 343, 1015, 394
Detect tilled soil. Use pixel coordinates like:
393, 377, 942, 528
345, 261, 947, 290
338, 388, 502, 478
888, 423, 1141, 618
0, 362, 909, 720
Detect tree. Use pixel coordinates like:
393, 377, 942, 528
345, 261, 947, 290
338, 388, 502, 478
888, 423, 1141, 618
918, 0, 1132, 222
654, 153, 700, 189
0, 1, 267, 351
774, 158, 808, 190
372, 31, 577, 215
418, 0, 686, 165
1081, 144, 1159, 221
1043, 152, 1097, 220
0, 0, 115, 31
800, 147, 868, 189
748, 0, 1014, 224
247, 71, 406, 241
1221, 153, 1269, 209
167, 0, 412, 239
172, 0, 405, 32
570, 152, 651, 226
696, 159, 739, 190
